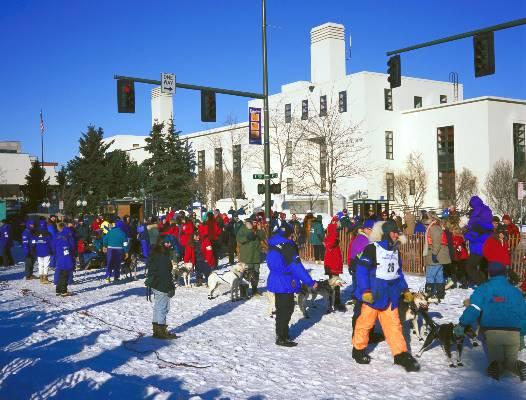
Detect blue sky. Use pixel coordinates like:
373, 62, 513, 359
1, 0, 525, 166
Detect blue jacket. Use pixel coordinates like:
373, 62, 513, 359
354, 240, 408, 310
464, 196, 493, 255
137, 224, 150, 242
0, 223, 11, 250
33, 232, 53, 257
266, 234, 315, 294
309, 220, 324, 245
53, 232, 75, 271
414, 222, 426, 234
21, 224, 34, 257
47, 223, 57, 238
61, 226, 77, 257
459, 275, 526, 335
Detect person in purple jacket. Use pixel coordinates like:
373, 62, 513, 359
53, 222, 75, 296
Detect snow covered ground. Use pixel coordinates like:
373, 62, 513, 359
1, 260, 525, 400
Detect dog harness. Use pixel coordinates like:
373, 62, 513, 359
373, 242, 400, 281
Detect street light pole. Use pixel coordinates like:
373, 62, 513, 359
262, 0, 271, 221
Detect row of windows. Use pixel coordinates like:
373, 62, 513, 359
383, 90, 449, 111
385, 172, 416, 201
284, 91, 347, 123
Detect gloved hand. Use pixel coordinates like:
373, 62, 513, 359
453, 324, 465, 338
432, 254, 439, 264
520, 335, 525, 351
362, 291, 374, 304
247, 231, 256, 240
403, 291, 414, 303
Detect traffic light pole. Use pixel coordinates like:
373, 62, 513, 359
262, 0, 271, 221
386, 17, 526, 56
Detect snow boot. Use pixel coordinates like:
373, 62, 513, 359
487, 361, 500, 380
517, 360, 526, 381
275, 338, 297, 347
352, 348, 371, 364
394, 352, 420, 372
41, 275, 51, 285
159, 324, 178, 339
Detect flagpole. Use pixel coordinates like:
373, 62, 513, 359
40, 109, 45, 204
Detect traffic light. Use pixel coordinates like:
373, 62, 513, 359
271, 183, 281, 194
387, 55, 401, 89
257, 184, 265, 194
201, 90, 216, 122
117, 79, 135, 113
473, 31, 495, 77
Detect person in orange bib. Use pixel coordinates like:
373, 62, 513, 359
352, 220, 420, 372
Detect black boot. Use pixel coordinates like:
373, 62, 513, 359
352, 348, 371, 364
394, 352, 420, 372
276, 337, 297, 347
517, 360, 526, 381
487, 361, 500, 380
334, 287, 346, 312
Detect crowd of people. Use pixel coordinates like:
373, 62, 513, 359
0, 194, 525, 379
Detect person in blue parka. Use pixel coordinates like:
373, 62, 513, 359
464, 195, 494, 286
53, 222, 76, 296
454, 262, 526, 381
102, 219, 129, 283
267, 223, 317, 347
21, 220, 35, 279
34, 221, 53, 284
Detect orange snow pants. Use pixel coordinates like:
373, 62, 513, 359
352, 303, 407, 356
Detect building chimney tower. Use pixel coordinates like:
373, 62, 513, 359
151, 87, 173, 129
310, 23, 346, 84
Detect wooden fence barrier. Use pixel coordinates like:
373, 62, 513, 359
297, 231, 526, 278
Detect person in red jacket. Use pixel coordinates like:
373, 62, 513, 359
502, 214, 520, 250
324, 215, 345, 312
483, 224, 511, 270
451, 225, 469, 288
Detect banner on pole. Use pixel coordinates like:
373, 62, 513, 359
249, 107, 262, 145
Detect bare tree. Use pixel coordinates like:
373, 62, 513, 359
392, 152, 427, 213
207, 115, 259, 209
293, 93, 368, 215
454, 168, 479, 212
484, 159, 519, 217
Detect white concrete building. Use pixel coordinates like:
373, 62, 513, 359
104, 134, 149, 164
106, 22, 526, 214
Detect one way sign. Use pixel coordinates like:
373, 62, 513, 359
161, 73, 176, 95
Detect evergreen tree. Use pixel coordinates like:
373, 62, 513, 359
65, 125, 112, 214
22, 161, 49, 212
143, 119, 196, 209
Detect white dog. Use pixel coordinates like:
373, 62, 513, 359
207, 263, 247, 301
266, 276, 346, 318
172, 261, 193, 287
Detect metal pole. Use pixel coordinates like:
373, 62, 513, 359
41, 131, 44, 202
387, 17, 526, 56
262, 0, 271, 221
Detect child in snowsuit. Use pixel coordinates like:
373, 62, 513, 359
21, 221, 35, 279
33, 222, 53, 284
324, 216, 345, 311
53, 223, 76, 296
455, 262, 526, 381
352, 220, 420, 372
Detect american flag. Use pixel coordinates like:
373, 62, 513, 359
40, 109, 45, 135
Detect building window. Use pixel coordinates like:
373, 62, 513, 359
286, 140, 293, 167
320, 95, 327, 116
386, 173, 394, 201
513, 123, 526, 175
440, 95, 448, 104
301, 100, 308, 120
287, 178, 294, 194
132, 143, 140, 148
284, 103, 291, 123
409, 179, 416, 195
385, 131, 393, 160
338, 91, 347, 113
214, 147, 223, 201
437, 125, 455, 200
414, 96, 422, 109
198, 150, 206, 194
384, 89, 393, 111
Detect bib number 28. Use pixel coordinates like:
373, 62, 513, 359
387, 262, 395, 273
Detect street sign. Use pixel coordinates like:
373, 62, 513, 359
161, 73, 175, 94
518, 182, 524, 200
253, 173, 278, 179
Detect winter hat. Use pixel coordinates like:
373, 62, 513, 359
331, 215, 339, 223
362, 219, 375, 230
502, 215, 512, 222
492, 216, 501, 223
279, 222, 293, 238
488, 262, 506, 277
382, 220, 401, 235
316, 215, 323, 221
